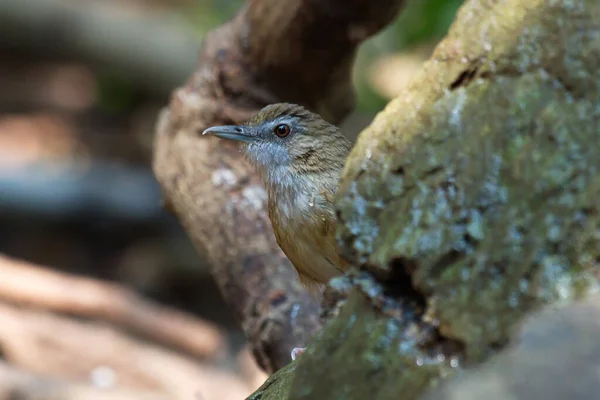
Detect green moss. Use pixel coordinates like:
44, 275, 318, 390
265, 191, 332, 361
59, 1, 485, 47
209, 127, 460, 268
247, 362, 294, 400
337, 0, 600, 365
289, 291, 458, 400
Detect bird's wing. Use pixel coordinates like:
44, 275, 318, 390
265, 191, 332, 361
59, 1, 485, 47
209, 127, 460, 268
270, 207, 344, 287
313, 187, 351, 272
267, 182, 349, 289
312, 210, 348, 273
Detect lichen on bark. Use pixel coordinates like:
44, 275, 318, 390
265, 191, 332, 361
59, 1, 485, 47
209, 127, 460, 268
337, 0, 600, 362
249, 0, 600, 398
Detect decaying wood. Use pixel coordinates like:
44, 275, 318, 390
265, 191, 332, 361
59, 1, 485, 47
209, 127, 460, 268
0, 254, 225, 360
0, 301, 264, 400
152, 0, 406, 373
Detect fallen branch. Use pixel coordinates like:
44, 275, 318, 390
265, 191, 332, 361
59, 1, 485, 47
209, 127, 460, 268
153, 0, 406, 373
0, 254, 226, 360
0, 361, 166, 400
0, 302, 263, 400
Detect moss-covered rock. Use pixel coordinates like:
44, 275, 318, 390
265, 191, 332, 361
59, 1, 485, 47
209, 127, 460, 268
289, 287, 460, 400
421, 294, 600, 400
338, 0, 600, 365
248, 362, 295, 400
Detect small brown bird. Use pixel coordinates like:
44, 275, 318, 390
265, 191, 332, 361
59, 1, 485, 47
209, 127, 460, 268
203, 103, 352, 291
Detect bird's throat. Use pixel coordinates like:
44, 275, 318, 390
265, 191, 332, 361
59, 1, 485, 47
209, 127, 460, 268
265, 169, 321, 225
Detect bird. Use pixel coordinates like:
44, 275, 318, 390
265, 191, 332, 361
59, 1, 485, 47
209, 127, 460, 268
203, 103, 353, 361
202, 103, 352, 291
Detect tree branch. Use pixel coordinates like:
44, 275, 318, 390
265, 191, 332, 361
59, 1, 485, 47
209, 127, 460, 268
0, 302, 262, 400
152, 0, 406, 372
0, 254, 226, 360
0, 361, 167, 400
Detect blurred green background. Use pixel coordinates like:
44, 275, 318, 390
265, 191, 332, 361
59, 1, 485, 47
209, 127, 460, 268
183, 0, 464, 113
0, 0, 463, 398
120, 0, 464, 115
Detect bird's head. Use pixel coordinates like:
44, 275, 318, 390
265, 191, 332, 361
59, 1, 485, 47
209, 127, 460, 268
202, 103, 350, 180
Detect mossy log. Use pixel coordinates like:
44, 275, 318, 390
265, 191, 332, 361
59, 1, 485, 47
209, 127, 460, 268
249, 0, 600, 398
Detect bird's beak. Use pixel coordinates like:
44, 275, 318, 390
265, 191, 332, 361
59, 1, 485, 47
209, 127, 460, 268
202, 125, 256, 143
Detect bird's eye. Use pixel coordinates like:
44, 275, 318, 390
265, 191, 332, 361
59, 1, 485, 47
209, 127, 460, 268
274, 124, 291, 138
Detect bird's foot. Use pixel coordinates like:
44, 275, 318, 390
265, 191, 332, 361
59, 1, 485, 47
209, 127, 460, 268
291, 347, 306, 361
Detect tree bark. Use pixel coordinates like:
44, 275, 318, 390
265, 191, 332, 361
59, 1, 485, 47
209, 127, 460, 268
152, 0, 406, 373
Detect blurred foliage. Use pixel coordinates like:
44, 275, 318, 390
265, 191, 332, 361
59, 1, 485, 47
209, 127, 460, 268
171, 0, 465, 113
96, 70, 139, 113
183, 0, 244, 36
94, 0, 245, 111
392, 0, 466, 48
146, 0, 465, 113
353, 0, 465, 112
